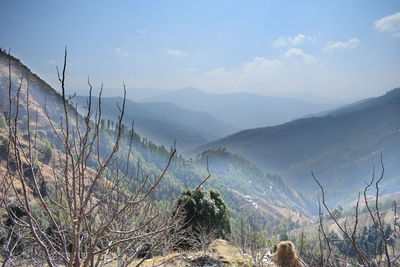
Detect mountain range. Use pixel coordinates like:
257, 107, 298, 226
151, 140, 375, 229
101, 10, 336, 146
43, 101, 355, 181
194, 88, 400, 205
144, 87, 339, 129
1, 49, 399, 212
0, 50, 312, 221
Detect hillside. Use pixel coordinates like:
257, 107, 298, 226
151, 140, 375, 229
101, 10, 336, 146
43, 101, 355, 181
194, 149, 316, 218
145, 87, 338, 129
0, 51, 74, 128
195, 88, 400, 206
72, 96, 236, 150
288, 208, 397, 251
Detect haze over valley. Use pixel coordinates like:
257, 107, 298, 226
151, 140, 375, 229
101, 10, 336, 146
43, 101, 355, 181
1, 1, 399, 266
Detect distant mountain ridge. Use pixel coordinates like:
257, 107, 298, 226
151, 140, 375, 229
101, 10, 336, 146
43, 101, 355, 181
72, 96, 237, 150
145, 87, 339, 129
194, 88, 400, 205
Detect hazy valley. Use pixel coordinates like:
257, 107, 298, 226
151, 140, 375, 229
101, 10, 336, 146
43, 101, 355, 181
1, 1, 399, 265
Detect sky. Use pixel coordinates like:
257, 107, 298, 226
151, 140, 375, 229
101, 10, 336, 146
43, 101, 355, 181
1, 0, 400, 101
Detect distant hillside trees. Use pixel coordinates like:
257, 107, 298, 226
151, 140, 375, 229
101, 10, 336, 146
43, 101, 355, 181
307, 168, 400, 266
329, 224, 394, 260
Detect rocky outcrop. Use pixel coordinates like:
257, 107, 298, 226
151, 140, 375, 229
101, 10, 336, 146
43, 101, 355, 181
130, 239, 254, 266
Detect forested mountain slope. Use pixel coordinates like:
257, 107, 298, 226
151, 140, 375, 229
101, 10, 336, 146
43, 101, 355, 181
195, 88, 400, 205
72, 96, 236, 150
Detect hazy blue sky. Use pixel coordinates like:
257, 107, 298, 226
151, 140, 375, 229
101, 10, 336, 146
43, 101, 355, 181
1, 0, 399, 100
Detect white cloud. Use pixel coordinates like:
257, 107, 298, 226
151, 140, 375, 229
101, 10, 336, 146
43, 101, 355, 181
135, 29, 147, 35
242, 57, 282, 73
207, 57, 281, 78
180, 54, 328, 96
284, 48, 315, 63
166, 49, 187, 56
115, 48, 130, 57
46, 59, 56, 64
274, 34, 316, 47
323, 38, 360, 52
274, 38, 287, 47
374, 12, 400, 38
200, 57, 283, 92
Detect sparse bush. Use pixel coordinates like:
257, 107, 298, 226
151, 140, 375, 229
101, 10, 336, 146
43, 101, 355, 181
42, 141, 52, 163
175, 187, 230, 249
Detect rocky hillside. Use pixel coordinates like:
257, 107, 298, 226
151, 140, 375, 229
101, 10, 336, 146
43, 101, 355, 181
0, 50, 75, 128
